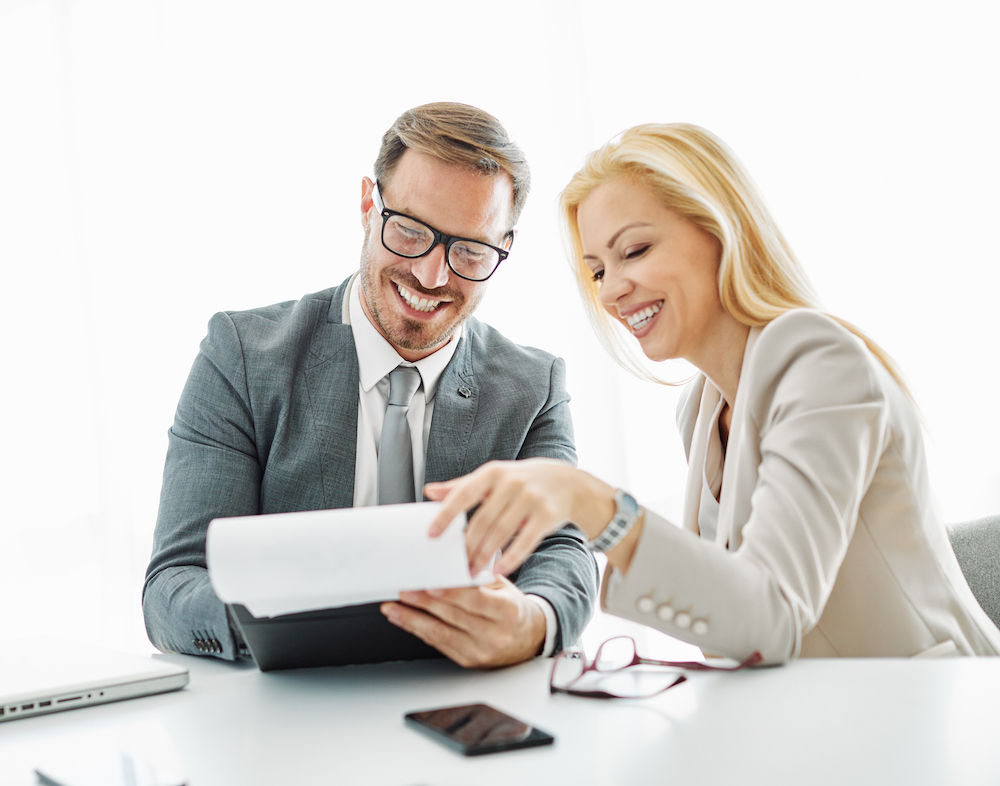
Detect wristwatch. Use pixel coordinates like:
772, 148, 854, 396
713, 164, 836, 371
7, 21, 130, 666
587, 489, 641, 552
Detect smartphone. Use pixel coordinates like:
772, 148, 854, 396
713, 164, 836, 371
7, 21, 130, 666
404, 703, 555, 756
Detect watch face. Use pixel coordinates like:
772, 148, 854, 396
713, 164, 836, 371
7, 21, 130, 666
616, 490, 639, 516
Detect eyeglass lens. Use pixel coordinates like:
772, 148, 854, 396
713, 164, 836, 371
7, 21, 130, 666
594, 637, 638, 671
382, 214, 501, 281
551, 651, 586, 687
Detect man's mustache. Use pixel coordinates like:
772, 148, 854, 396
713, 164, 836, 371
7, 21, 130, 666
390, 269, 464, 302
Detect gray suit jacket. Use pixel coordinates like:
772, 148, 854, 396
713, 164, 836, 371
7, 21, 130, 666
143, 277, 598, 661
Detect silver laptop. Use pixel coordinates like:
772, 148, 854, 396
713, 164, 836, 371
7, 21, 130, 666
0, 636, 188, 723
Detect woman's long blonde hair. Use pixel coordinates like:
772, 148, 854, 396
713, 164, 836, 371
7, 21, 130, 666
560, 123, 909, 393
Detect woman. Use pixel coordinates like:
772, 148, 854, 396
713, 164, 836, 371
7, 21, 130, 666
426, 123, 1000, 661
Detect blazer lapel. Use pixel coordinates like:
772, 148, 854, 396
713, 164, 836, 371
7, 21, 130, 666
424, 332, 478, 487
301, 283, 360, 510
717, 327, 761, 550
682, 377, 721, 537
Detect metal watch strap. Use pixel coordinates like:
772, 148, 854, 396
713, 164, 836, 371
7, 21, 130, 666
587, 489, 641, 553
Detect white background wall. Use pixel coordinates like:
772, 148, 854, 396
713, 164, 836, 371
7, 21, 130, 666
2, 0, 998, 655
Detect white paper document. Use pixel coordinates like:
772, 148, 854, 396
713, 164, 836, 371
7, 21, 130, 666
206, 502, 489, 618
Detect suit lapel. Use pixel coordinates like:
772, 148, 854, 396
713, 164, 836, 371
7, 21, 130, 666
717, 327, 761, 550
301, 282, 360, 509
424, 331, 478, 487
682, 378, 720, 537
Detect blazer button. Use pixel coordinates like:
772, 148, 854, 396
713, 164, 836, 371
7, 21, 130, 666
636, 596, 655, 614
692, 619, 709, 636
458, 386, 472, 398
656, 603, 675, 622
673, 612, 692, 630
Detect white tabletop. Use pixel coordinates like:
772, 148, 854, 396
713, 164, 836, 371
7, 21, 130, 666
2, 652, 999, 785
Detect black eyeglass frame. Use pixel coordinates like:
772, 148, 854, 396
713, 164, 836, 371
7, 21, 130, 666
549, 635, 765, 700
372, 181, 512, 282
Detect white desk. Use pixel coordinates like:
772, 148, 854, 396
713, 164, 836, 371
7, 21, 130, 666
2, 653, 999, 785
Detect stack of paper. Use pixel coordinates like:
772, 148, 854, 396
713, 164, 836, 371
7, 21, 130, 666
207, 502, 490, 618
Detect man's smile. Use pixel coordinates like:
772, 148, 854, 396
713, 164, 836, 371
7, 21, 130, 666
395, 281, 448, 314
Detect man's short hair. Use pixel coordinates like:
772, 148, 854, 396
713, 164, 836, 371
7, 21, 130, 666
374, 102, 531, 229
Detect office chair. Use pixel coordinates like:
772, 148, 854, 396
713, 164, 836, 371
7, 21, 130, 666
947, 515, 1000, 630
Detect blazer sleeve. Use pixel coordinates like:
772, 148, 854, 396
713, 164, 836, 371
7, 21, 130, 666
507, 356, 600, 651
143, 311, 260, 661
603, 312, 889, 662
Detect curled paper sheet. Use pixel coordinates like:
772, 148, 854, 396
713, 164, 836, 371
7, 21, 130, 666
207, 502, 489, 618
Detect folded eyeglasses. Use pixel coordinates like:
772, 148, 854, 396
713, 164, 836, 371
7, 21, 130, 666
550, 635, 764, 700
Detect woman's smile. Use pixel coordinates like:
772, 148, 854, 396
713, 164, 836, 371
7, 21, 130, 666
578, 177, 726, 366
621, 300, 663, 335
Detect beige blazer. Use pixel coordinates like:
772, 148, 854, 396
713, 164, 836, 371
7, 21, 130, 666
603, 310, 1000, 661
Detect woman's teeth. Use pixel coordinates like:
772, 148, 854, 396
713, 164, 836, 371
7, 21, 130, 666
626, 302, 662, 332
397, 283, 441, 313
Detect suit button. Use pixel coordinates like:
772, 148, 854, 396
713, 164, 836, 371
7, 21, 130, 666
656, 604, 675, 622
673, 612, 692, 630
458, 386, 472, 398
636, 596, 655, 614
692, 619, 709, 636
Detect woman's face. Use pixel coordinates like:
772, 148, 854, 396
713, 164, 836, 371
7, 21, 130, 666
577, 177, 725, 364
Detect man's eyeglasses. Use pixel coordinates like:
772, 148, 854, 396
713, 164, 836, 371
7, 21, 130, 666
550, 636, 764, 700
372, 182, 511, 282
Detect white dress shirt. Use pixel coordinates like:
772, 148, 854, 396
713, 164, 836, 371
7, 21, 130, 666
344, 274, 557, 656
347, 274, 460, 508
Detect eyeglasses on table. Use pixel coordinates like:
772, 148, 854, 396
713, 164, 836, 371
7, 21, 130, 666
549, 635, 764, 700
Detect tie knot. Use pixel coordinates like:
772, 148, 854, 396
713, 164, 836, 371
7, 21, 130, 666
387, 366, 421, 407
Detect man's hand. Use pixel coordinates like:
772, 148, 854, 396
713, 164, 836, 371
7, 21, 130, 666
380, 576, 546, 669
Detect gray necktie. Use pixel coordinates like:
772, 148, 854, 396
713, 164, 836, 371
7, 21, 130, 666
377, 366, 422, 505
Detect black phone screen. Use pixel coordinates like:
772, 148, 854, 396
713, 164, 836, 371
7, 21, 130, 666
404, 703, 555, 756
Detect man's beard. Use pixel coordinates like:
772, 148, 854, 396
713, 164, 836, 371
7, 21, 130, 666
358, 238, 483, 354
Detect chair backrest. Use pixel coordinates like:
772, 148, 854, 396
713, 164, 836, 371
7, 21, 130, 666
947, 515, 1000, 630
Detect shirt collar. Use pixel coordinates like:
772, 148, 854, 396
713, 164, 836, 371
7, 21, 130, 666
347, 273, 462, 401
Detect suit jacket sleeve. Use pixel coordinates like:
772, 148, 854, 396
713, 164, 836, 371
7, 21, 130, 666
505, 356, 600, 652
143, 310, 259, 660
602, 312, 888, 662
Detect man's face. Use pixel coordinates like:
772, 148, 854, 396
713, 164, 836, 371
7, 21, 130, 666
358, 150, 514, 361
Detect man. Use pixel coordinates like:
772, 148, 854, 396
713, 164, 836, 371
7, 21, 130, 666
143, 102, 598, 668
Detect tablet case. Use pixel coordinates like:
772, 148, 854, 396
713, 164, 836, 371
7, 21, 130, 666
228, 602, 445, 671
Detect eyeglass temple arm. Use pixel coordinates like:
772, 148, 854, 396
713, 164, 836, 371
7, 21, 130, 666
635, 651, 764, 671
551, 674, 688, 700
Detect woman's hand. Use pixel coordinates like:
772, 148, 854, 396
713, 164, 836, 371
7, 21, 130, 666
425, 458, 616, 576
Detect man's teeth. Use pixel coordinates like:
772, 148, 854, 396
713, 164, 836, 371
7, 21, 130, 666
626, 302, 662, 332
397, 283, 441, 313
